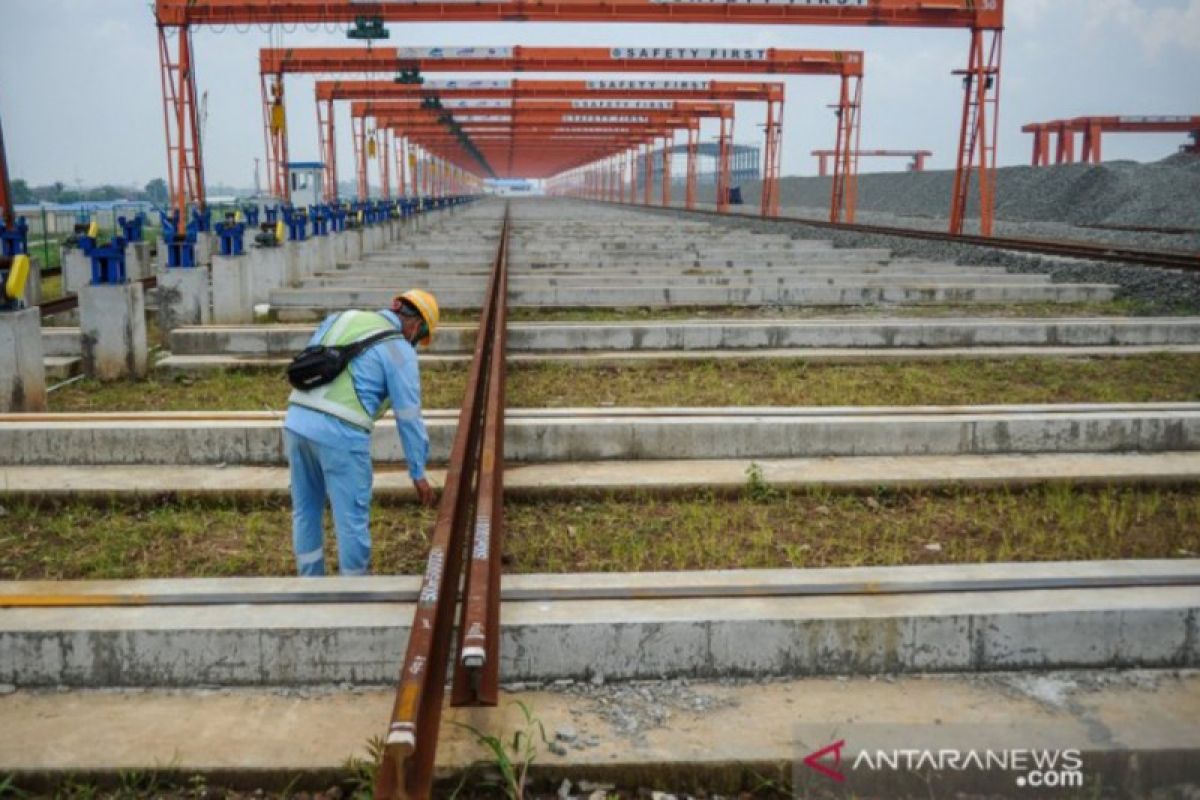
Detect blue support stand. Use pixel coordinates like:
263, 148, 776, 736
215, 221, 246, 256
191, 207, 212, 234
282, 206, 308, 242
329, 204, 347, 232
117, 213, 145, 244
0, 216, 29, 257
309, 205, 330, 237
159, 210, 198, 268
84, 236, 129, 284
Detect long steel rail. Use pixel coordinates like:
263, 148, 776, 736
373, 202, 510, 800
4, 570, 1198, 609
612, 201, 1200, 272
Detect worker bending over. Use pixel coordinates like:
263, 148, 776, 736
284, 290, 440, 576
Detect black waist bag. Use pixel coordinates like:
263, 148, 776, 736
286, 329, 405, 391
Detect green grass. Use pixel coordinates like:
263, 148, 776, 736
2, 486, 1197, 580
46, 353, 1200, 412
39, 274, 62, 300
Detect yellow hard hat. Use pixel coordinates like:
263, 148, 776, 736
393, 289, 439, 346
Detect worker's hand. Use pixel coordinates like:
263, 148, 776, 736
413, 477, 436, 508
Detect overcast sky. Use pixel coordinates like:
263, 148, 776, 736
1, 0, 1198, 188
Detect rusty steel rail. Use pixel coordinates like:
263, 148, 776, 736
608, 201, 1200, 272
375, 202, 510, 800
36, 275, 158, 318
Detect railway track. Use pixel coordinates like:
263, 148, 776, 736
373, 202, 510, 799
618, 201, 1200, 272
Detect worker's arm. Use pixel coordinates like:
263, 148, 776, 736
381, 341, 433, 503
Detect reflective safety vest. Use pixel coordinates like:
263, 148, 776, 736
288, 310, 401, 430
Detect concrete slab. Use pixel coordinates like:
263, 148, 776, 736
270, 283, 1117, 316
2, 671, 1197, 791
3, 404, 1198, 466
154, 344, 1200, 373
164, 317, 1200, 357
3, 452, 1198, 500
1, 563, 1198, 686
42, 356, 81, 382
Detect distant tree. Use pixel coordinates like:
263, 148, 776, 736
10, 179, 33, 204
91, 185, 123, 201
144, 178, 168, 204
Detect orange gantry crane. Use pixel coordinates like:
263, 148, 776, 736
813, 149, 932, 175
316, 79, 786, 214
1023, 116, 1200, 166
262, 45, 859, 219
155, 0, 1003, 234
356, 101, 733, 207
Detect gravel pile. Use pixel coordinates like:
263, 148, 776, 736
741, 153, 1200, 230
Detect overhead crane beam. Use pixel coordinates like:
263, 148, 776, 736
260, 46, 861, 77
317, 79, 784, 213
367, 106, 728, 191
274, 45, 849, 217
157, 0, 1001, 29
396, 126, 686, 181
316, 78, 784, 103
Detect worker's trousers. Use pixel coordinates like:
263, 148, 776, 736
285, 429, 374, 577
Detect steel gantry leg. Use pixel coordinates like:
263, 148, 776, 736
317, 97, 338, 203
400, 135, 410, 199
261, 72, 289, 202
157, 22, 206, 223
716, 115, 732, 213
380, 130, 391, 200
643, 142, 653, 205
352, 115, 368, 201
949, 27, 1003, 236
761, 98, 783, 218
409, 146, 419, 198
830, 74, 862, 224
661, 134, 672, 208
685, 124, 698, 210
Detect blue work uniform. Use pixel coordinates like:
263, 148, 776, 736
283, 308, 430, 576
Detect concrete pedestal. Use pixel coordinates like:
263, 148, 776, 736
0, 307, 48, 412
367, 225, 385, 252
339, 230, 363, 265
195, 232, 213, 267
23, 259, 44, 306
283, 241, 311, 286
79, 282, 148, 381
211, 255, 254, 324
157, 267, 211, 334
313, 234, 334, 272
247, 246, 286, 304
62, 249, 91, 295
125, 241, 152, 280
